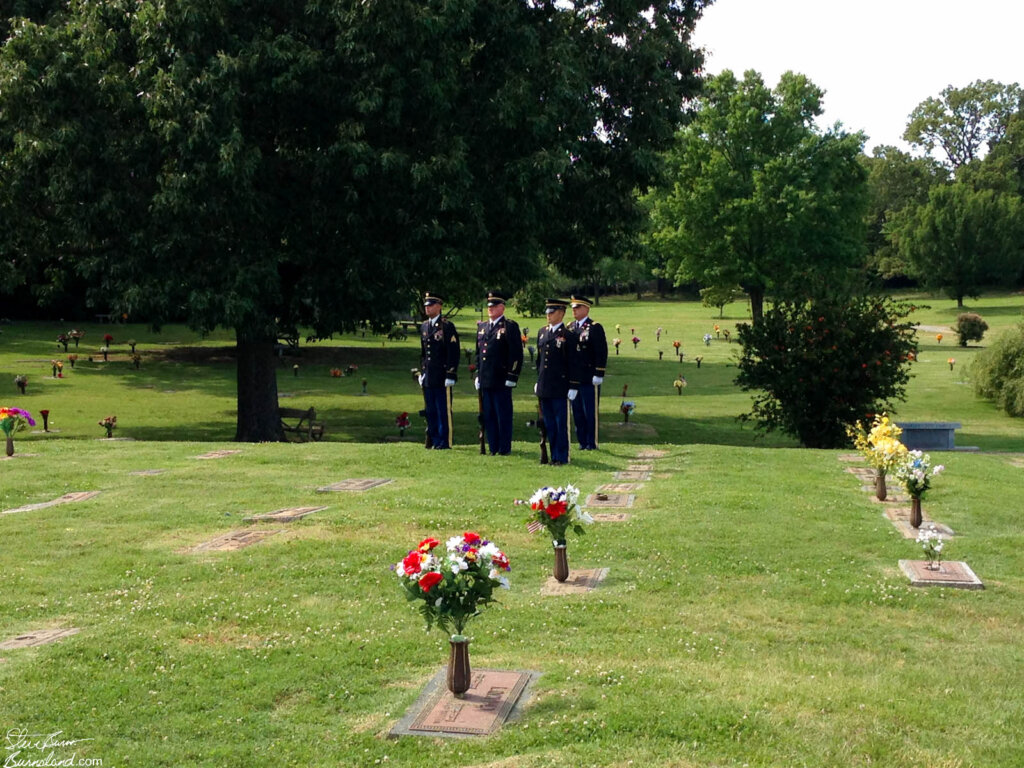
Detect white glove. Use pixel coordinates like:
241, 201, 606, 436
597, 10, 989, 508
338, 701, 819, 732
444, 378, 456, 387
568, 389, 578, 401
505, 379, 517, 388
533, 383, 538, 394
474, 378, 481, 391
592, 376, 603, 386
418, 373, 425, 387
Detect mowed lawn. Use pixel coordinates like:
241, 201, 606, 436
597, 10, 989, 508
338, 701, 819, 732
1, 293, 1022, 767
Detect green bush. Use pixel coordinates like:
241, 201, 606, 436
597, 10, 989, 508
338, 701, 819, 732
735, 296, 918, 448
954, 312, 989, 346
971, 322, 1024, 417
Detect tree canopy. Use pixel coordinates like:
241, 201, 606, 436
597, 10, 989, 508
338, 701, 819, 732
645, 69, 868, 324
1, 0, 708, 440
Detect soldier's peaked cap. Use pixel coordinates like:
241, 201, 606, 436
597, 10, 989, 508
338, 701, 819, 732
570, 295, 593, 308
544, 297, 568, 313
423, 292, 444, 305
486, 292, 508, 306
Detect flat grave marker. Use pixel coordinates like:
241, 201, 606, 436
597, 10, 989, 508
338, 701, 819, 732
190, 529, 281, 553
194, 450, 242, 460
845, 466, 876, 478
317, 478, 393, 492
596, 483, 643, 493
604, 422, 657, 437
130, 469, 166, 476
391, 668, 537, 738
884, 509, 954, 539
244, 506, 327, 523
613, 470, 651, 481
541, 567, 609, 596
2, 491, 101, 516
899, 560, 983, 589
0, 628, 80, 650
636, 449, 668, 459
837, 453, 865, 463
592, 513, 631, 522
585, 493, 634, 508
627, 463, 654, 472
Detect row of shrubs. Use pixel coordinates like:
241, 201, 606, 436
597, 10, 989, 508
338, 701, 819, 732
972, 320, 1024, 418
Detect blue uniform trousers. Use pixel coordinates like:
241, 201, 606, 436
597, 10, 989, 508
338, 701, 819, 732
481, 387, 514, 455
571, 384, 599, 450
540, 397, 570, 464
423, 386, 453, 448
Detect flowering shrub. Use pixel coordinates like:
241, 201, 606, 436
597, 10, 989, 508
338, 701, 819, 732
847, 414, 907, 472
526, 485, 593, 543
395, 532, 511, 638
892, 450, 944, 499
736, 297, 918, 448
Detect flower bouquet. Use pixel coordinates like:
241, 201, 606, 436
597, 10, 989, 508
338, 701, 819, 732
14, 374, 27, 395
916, 525, 946, 570
396, 411, 411, 436
98, 415, 117, 438
631, 335, 640, 349
673, 376, 687, 395
524, 485, 593, 582
1, 406, 36, 456
620, 400, 636, 423
892, 450, 944, 528
395, 532, 511, 694
847, 414, 907, 501
613, 338, 621, 354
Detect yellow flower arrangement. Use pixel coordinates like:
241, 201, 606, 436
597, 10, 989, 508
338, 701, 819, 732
847, 414, 908, 471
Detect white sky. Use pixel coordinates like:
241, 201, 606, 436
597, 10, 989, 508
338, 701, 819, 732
692, 0, 1024, 155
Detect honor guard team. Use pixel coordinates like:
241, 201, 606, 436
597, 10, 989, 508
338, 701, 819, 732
418, 290, 608, 460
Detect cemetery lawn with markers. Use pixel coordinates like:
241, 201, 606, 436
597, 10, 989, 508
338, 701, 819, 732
1, 293, 1023, 767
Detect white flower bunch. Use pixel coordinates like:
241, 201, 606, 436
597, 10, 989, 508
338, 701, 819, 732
916, 525, 945, 564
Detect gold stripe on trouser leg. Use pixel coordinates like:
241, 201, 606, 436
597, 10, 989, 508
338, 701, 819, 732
565, 400, 572, 463
445, 386, 454, 448
593, 386, 600, 447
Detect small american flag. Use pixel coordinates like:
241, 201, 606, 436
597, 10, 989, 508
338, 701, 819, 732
526, 520, 544, 534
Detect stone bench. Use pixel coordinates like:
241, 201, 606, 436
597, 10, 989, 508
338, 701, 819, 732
895, 422, 961, 451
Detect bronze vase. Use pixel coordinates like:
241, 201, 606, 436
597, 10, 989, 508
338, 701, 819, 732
874, 469, 887, 501
910, 496, 923, 528
447, 639, 471, 696
553, 542, 569, 583
4, 436, 13, 457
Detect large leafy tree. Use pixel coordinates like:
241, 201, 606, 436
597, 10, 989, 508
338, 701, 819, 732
904, 79, 1023, 171
0, 0, 707, 440
645, 70, 868, 324
862, 145, 946, 281
895, 183, 1024, 307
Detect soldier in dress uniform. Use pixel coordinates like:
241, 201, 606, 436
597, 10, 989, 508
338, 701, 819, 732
475, 292, 523, 455
419, 292, 460, 449
535, 298, 572, 465
567, 295, 607, 450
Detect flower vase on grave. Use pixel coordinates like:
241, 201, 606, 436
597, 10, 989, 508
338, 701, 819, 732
553, 541, 569, 582
910, 496, 923, 528
874, 469, 887, 501
5, 436, 13, 457
447, 638, 471, 696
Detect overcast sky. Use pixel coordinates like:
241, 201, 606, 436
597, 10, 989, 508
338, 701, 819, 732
692, 0, 1024, 155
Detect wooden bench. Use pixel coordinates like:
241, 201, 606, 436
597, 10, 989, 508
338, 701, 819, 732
279, 407, 325, 442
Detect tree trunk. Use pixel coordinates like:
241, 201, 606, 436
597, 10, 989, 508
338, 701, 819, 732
235, 333, 285, 442
748, 286, 765, 326
956, 295, 964, 308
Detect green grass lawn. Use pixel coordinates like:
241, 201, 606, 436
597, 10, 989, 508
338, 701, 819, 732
1, 293, 1022, 767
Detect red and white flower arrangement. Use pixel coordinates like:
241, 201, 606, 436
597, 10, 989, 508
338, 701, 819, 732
524, 485, 593, 543
395, 532, 511, 639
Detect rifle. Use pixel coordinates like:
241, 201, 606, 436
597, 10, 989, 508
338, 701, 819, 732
537, 403, 549, 465
477, 388, 486, 455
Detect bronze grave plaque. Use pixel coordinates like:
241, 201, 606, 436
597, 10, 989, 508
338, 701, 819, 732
636, 449, 668, 459
613, 471, 651, 481
0, 628, 80, 650
404, 669, 533, 736
191, 529, 281, 552
597, 483, 643, 493
244, 506, 327, 523
899, 560, 983, 589
585, 493, 634, 508
541, 567, 609, 595
837, 453, 865, 463
194, 450, 242, 460
2, 491, 101, 516
627, 463, 654, 472
591, 513, 631, 522
317, 478, 393, 492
